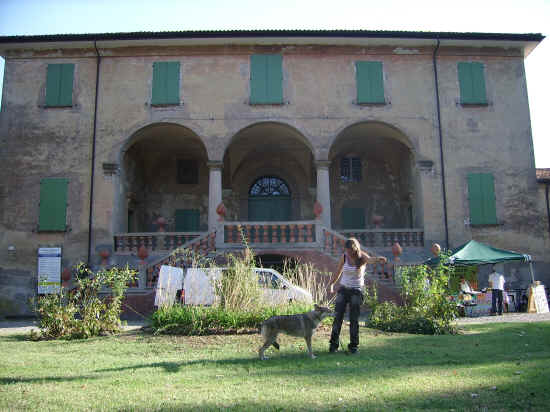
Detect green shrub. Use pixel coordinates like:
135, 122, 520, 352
31, 263, 137, 340
151, 302, 315, 335
367, 255, 458, 335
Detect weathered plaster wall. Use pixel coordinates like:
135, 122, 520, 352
0, 43, 546, 316
0, 56, 97, 315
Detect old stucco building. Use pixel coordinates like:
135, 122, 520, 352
0, 30, 547, 316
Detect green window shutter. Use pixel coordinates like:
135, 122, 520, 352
39, 178, 68, 231
250, 54, 283, 104
152, 62, 180, 105
175, 209, 200, 231
342, 207, 365, 229
356, 61, 385, 104
45, 64, 74, 107
458, 62, 487, 104
468, 173, 497, 225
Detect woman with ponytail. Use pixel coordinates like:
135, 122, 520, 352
328, 237, 387, 354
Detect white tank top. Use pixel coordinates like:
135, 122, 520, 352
340, 255, 365, 290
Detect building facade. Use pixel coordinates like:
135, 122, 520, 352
0, 30, 547, 316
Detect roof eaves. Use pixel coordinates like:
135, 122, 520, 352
0, 29, 544, 43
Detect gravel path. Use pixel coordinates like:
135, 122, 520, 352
1, 312, 549, 335
0, 320, 146, 335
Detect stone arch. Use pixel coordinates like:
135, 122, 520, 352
222, 122, 316, 221
223, 121, 315, 157
328, 120, 420, 230
114, 122, 209, 233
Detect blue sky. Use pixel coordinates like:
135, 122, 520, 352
0, 0, 548, 166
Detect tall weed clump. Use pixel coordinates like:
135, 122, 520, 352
281, 259, 333, 305
212, 229, 262, 312
31, 263, 137, 340
368, 253, 458, 335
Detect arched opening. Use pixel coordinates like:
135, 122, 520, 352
222, 122, 315, 221
255, 253, 293, 273
329, 122, 419, 230
119, 123, 208, 233
248, 176, 291, 221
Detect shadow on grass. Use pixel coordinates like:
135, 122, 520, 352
0, 334, 33, 342
93, 322, 550, 379
0, 375, 99, 385
113, 379, 546, 412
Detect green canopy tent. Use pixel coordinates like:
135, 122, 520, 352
425, 240, 535, 283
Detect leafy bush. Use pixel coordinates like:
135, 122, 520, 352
31, 263, 137, 340
367, 256, 458, 335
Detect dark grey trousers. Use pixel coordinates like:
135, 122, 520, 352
330, 287, 363, 350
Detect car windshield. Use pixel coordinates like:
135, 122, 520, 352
257, 271, 281, 289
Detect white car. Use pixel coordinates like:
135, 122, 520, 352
181, 267, 313, 306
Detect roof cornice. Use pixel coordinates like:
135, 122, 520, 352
0, 30, 544, 57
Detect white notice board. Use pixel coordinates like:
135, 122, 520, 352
533, 284, 549, 314
38, 247, 62, 294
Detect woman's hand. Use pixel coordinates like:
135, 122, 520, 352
378, 256, 387, 264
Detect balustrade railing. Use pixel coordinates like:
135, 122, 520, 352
145, 231, 216, 288
114, 232, 204, 253
113, 225, 424, 289
224, 221, 316, 244
339, 229, 424, 248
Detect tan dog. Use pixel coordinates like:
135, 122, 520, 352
259, 304, 333, 360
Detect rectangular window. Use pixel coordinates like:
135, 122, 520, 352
356, 61, 385, 104
342, 207, 365, 229
175, 209, 200, 232
152, 61, 180, 105
250, 54, 283, 104
39, 178, 69, 231
458, 62, 487, 105
45, 64, 74, 107
177, 159, 198, 184
467, 173, 497, 225
341, 157, 362, 182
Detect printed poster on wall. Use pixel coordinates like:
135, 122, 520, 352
38, 247, 62, 294
533, 284, 549, 314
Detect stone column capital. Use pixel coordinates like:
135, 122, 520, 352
315, 160, 331, 169
207, 161, 224, 170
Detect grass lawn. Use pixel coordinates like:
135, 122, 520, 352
1, 321, 549, 411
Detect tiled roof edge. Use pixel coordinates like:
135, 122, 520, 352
0, 30, 544, 43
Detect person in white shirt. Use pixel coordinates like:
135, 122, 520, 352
488, 265, 506, 315
328, 238, 387, 354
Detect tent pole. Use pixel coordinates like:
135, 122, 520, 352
528, 261, 536, 284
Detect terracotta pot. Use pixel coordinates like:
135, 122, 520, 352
99, 248, 110, 266
61, 268, 71, 282
313, 201, 323, 219
216, 202, 226, 221
372, 215, 384, 228
156, 217, 167, 232
392, 242, 402, 260
137, 245, 149, 262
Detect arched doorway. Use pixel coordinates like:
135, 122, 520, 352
248, 176, 291, 221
